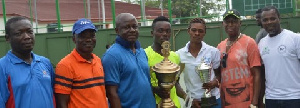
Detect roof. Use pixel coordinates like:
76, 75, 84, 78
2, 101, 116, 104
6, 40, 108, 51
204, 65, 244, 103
0, 0, 170, 23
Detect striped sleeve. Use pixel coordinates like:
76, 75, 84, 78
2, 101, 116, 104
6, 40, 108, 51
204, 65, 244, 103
54, 64, 73, 94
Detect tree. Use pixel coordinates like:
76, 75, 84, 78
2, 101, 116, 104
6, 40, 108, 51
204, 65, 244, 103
120, 0, 225, 23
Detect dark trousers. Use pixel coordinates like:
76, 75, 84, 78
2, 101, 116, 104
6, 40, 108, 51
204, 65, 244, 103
265, 99, 300, 108
191, 98, 221, 108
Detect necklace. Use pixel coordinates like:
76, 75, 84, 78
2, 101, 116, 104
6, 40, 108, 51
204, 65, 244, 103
226, 33, 242, 47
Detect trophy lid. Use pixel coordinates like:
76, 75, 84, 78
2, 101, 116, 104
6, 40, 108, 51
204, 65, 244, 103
197, 62, 211, 70
152, 41, 180, 73
152, 60, 180, 73
197, 58, 211, 70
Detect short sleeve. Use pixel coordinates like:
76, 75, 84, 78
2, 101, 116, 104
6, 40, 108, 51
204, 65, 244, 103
49, 64, 55, 88
44, 58, 55, 88
0, 64, 9, 105
174, 52, 180, 65
247, 38, 261, 68
170, 51, 180, 65
102, 53, 120, 86
217, 41, 226, 54
211, 48, 221, 69
54, 64, 73, 94
294, 34, 300, 59
0, 94, 4, 108
175, 49, 183, 61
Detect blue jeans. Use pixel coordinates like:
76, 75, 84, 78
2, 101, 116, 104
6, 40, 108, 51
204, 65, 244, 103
265, 99, 300, 108
212, 98, 222, 108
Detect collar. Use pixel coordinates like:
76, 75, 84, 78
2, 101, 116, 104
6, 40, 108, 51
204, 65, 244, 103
71, 48, 95, 64
7, 50, 40, 64
115, 35, 141, 49
148, 46, 163, 58
270, 29, 285, 37
183, 41, 207, 53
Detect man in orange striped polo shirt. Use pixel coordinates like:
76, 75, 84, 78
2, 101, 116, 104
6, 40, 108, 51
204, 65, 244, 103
54, 18, 108, 108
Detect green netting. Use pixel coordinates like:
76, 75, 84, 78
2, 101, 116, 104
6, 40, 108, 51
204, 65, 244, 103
232, 0, 294, 16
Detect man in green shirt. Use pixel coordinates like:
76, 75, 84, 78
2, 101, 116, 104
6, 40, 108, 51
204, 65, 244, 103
145, 16, 186, 108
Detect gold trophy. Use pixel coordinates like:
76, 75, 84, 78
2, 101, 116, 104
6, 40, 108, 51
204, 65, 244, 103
152, 41, 180, 108
195, 59, 217, 108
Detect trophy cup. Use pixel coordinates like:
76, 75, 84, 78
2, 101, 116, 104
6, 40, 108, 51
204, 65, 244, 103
152, 41, 180, 108
195, 59, 217, 108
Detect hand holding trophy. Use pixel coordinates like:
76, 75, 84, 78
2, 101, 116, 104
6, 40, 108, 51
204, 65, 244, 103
152, 41, 180, 108
195, 59, 217, 108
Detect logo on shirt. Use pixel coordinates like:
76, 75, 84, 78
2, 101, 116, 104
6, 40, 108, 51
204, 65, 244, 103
278, 45, 286, 54
42, 70, 50, 78
202, 56, 211, 65
261, 47, 270, 56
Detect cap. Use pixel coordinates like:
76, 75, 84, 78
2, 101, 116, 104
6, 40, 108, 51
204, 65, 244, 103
223, 9, 241, 19
72, 18, 97, 34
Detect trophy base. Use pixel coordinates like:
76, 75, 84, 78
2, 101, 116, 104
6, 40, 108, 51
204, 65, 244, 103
201, 96, 217, 108
158, 98, 176, 108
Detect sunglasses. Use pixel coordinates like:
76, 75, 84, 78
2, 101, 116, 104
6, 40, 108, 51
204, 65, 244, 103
221, 53, 228, 68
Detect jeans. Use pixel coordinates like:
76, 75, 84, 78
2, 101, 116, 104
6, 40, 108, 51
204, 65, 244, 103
265, 99, 300, 108
212, 98, 222, 108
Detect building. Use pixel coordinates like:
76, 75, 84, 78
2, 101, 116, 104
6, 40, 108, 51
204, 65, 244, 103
0, 0, 170, 35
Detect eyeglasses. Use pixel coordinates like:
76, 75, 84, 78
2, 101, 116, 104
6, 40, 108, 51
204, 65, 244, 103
221, 53, 228, 68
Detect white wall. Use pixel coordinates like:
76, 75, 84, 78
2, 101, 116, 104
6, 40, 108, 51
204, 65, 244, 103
0, 17, 163, 36
0, 17, 76, 35
0, 17, 11, 36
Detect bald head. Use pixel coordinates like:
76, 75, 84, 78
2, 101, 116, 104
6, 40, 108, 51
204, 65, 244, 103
116, 13, 137, 28
115, 13, 139, 43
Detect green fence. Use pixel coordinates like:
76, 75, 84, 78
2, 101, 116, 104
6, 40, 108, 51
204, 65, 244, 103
1, 17, 300, 66
232, 0, 295, 16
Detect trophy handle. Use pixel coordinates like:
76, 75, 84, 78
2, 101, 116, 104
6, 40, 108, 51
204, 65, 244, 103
175, 63, 185, 81
175, 71, 180, 82
179, 63, 185, 73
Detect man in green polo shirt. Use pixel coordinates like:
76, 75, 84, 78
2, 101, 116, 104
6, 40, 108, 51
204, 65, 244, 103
145, 16, 186, 108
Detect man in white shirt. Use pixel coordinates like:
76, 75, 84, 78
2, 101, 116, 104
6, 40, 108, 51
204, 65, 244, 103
176, 18, 221, 108
258, 6, 300, 108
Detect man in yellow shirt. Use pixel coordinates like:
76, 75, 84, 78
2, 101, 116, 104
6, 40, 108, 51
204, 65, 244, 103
145, 16, 186, 108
